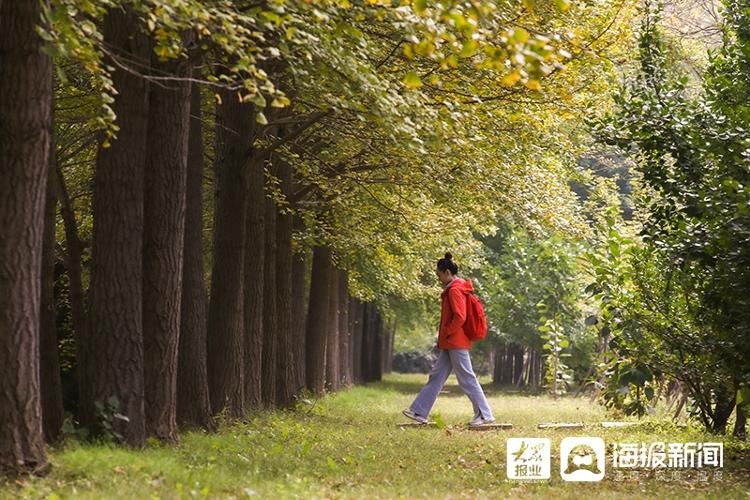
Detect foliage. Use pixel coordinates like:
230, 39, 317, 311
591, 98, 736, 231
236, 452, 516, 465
589, 0, 750, 431
477, 224, 593, 392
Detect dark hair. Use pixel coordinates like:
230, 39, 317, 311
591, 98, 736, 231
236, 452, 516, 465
437, 252, 458, 275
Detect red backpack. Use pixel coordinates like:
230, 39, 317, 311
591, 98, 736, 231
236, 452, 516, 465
464, 291, 487, 341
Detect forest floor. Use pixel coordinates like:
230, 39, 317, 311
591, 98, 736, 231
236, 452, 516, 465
2, 373, 750, 499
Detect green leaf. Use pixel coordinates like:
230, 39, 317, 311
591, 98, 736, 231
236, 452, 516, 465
413, 0, 428, 16
402, 71, 423, 89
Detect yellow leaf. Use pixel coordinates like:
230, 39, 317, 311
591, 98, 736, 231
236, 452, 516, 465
501, 71, 521, 86
402, 71, 422, 89
525, 79, 541, 91
271, 96, 291, 108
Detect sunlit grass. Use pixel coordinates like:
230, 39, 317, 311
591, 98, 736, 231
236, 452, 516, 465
2, 373, 749, 499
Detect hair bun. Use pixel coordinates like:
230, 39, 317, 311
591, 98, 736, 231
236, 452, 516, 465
444, 252, 453, 260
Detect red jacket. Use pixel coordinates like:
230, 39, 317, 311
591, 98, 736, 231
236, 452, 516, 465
437, 277, 473, 350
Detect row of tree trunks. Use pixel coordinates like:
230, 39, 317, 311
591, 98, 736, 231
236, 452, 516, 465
0, 0, 53, 473
493, 343, 530, 387
2, 7, 400, 470
303, 249, 388, 391
493, 344, 578, 391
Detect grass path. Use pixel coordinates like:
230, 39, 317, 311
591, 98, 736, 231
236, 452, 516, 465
3, 373, 750, 499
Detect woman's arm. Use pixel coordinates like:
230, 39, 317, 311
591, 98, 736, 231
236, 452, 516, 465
444, 287, 467, 336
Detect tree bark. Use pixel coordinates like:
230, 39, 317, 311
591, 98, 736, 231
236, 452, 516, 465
54, 164, 90, 425
325, 262, 340, 392
0, 0, 52, 472
88, 8, 150, 446
142, 41, 191, 442
361, 303, 373, 382
177, 82, 213, 430
734, 405, 747, 440
262, 167, 278, 407
41, 152, 64, 444
305, 246, 333, 394
337, 273, 351, 387
243, 138, 264, 409
373, 310, 383, 382
207, 89, 251, 418
351, 298, 364, 384
290, 221, 308, 393
275, 159, 295, 407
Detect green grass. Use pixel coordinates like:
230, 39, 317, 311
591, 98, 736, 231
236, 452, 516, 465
2, 373, 749, 499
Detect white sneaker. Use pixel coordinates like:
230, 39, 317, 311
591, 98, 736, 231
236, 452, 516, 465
402, 408, 429, 424
468, 415, 496, 427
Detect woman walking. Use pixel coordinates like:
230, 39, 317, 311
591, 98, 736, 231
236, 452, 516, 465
403, 253, 496, 427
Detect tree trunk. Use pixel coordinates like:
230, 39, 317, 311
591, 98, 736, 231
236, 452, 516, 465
711, 386, 736, 434
290, 222, 307, 393
243, 138, 264, 409
361, 303, 376, 383
734, 405, 747, 440
337, 273, 351, 387
492, 344, 504, 385
513, 344, 524, 386
275, 159, 295, 407
325, 262, 340, 392
351, 298, 364, 384
40, 152, 64, 444
142, 42, 191, 442
177, 82, 213, 430
207, 89, 252, 418
54, 164, 90, 425
0, 0, 52, 472
305, 246, 333, 394
261, 169, 278, 407
88, 8, 150, 446
373, 310, 384, 382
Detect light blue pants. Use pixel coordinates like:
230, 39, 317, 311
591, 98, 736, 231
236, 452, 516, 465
409, 349, 494, 419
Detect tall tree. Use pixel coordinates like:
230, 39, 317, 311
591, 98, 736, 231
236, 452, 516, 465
275, 159, 296, 407
40, 154, 64, 443
290, 217, 308, 392
351, 298, 364, 384
87, 7, 150, 446
177, 83, 213, 430
142, 39, 192, 442
244, 141, 265, 409
207, 89, 251, 418
337, 271, 351, 387
262, 167, 278, 407
325, 262, 340, 391
0, 0, 52, 473
305, 246, 333, 394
